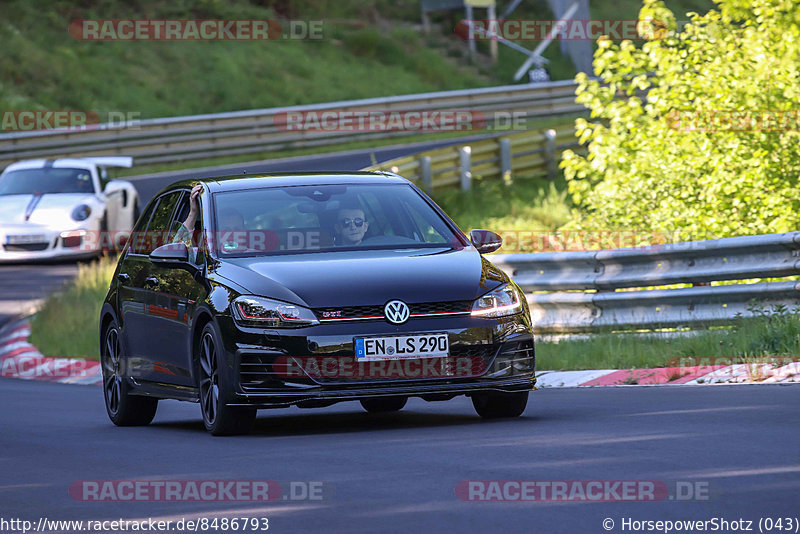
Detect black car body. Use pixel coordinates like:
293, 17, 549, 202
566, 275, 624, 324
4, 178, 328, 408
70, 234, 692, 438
100, 172, 535, 434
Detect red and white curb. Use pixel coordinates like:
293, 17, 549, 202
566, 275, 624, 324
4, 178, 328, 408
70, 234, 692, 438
0, 318, 101, 385
536, 362, 800, 388
1, 317, 798, 388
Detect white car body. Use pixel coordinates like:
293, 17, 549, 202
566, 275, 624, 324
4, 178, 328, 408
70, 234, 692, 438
0, 157, 139, 262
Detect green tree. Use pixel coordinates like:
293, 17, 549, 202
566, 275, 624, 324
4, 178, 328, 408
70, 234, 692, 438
561, 0, 800, 240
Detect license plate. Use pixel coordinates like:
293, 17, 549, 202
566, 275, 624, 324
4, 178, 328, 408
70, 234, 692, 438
355, 333, 449, 361
6, 234, 46, 245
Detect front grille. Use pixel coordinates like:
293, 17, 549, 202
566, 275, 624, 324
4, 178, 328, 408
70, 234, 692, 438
412, 301, 473, 315
238, 343, 500, 390
315, 300, 473, 322
484, 339, 535, 377
239, 352, 294, 391
3, 242, 50, 252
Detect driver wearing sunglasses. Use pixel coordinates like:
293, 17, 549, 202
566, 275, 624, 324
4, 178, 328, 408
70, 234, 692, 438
334, 205, 369, 246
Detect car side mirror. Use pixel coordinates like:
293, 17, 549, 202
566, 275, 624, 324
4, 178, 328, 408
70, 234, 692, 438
470, 229, 502, 254
150, 242, 189, 264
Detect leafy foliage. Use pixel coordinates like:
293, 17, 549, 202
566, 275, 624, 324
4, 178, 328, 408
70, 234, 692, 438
560, 0, 800, 239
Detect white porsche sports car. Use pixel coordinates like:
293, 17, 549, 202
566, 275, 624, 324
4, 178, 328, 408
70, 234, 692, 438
0, 157, 139, 262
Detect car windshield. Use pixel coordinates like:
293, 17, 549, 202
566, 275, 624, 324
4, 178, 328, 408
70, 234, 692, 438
212, 183, 460, 256
0, 168, 95, 195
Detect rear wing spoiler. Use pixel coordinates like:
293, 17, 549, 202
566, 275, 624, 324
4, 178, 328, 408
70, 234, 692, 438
84, 157, 133, 168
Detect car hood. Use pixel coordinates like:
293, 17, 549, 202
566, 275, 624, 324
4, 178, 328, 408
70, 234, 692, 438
0, 193, 96, 227
214, 247, 509, 308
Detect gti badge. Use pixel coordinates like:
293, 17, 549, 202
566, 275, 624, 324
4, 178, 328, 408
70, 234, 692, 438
384, 300, 410, 324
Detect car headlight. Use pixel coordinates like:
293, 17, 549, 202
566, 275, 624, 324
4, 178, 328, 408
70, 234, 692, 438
232, 296, 319, 328
471, 284, 523, 318
71, 204, 92, 221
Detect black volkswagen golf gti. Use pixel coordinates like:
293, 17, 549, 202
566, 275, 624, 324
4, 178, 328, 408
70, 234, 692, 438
100, 172, 535, 434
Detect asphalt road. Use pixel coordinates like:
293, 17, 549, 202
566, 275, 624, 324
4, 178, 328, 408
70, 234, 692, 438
0, 262, 79, 325
1, 380, 798, 533
0, 136, 487, 327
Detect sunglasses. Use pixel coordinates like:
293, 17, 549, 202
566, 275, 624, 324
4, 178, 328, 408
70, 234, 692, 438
339, 218, 365, 228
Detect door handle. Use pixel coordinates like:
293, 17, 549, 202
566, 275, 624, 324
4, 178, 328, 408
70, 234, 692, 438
118, 273, 131, 284
144, 276, 160, 288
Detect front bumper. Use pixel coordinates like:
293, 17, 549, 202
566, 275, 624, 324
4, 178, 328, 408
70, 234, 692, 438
216, 313, 536, 408
0, 226, 100, 262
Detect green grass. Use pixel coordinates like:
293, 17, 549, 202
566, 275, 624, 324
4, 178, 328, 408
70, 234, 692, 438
2, 0, 717, 122
536, 306, 800, 370
29, 256, 116, 360
433, 176, 578, 237
1, 0, 491, 120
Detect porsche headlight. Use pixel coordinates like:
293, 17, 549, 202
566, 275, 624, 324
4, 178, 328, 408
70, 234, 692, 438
471, 284, 523, 318
71, 204, 92, 221
232, 296, 319, 328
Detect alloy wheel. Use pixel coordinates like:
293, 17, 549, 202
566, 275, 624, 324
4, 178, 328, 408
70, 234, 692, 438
102, 327, 123, 416
199, 331, 220, 425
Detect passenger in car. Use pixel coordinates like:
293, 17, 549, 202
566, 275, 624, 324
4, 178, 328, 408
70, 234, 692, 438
172, 184, 202, 245
172, 185, 248, 256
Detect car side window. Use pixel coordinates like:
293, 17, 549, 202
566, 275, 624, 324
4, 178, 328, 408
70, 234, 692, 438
127, 198, 159, 254
170, 190, 205, 264
98, 167, 109, 192
138, 191, 181, 255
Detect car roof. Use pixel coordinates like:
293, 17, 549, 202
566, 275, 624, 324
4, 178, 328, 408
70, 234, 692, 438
3, 157, 133, 174
161, 171, 411, 195
2, 158, 97, 173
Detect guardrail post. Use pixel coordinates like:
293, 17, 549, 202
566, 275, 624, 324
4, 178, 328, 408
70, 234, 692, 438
487, 3, 499, 64
500, 138, 512, 186
465, 4, 476, 60
420, 156, 433, 194
544, 129, 557, 181
459, 146, 472, 191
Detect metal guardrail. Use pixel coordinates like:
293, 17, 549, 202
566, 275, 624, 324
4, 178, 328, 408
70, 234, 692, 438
491, 232, 800, 333
0, 80, 585, 167
366, 124, 580, 192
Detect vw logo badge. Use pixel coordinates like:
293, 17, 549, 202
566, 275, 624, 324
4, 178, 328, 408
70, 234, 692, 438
384, 300, 410, 324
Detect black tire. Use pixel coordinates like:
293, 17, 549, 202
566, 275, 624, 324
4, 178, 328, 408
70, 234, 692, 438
360, 396, 408, 413
472, 391, 528, 419
101, 320, 158, 426
197, 322, 256, 436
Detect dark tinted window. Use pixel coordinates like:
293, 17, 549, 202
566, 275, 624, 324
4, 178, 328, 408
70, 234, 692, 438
138, 191, 181, 255
171, 191, 199, 233
212, 183, 458, 256
0, 168, 95, 195
127, 196, 159, 254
